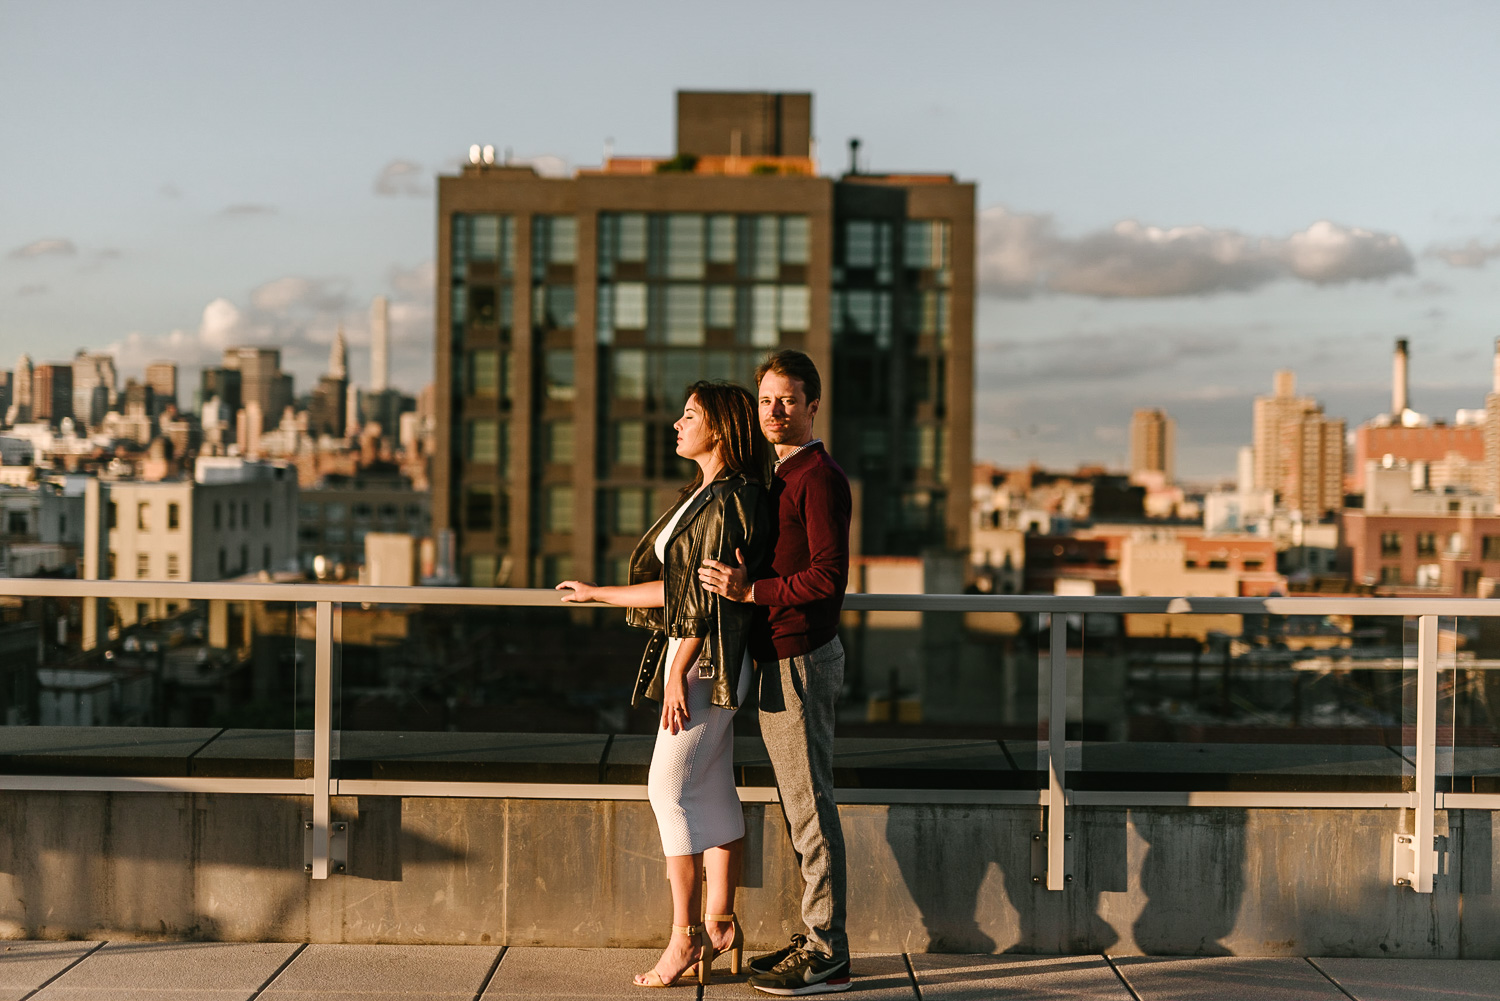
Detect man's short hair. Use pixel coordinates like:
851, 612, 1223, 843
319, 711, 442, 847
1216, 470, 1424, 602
754, 350, 822, 403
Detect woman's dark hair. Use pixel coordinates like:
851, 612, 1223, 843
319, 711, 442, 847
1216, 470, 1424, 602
679, 380, 771, 495
753, 349, 821, 403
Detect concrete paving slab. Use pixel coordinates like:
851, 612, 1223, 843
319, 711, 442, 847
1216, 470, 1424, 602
257, 943, 500, 1000
702, 953, 916, 999
1311, 957, 1500, 1000
911, 954, 1132, 1000
31, 941, 299, 1001
1111, 956, 1346, 1000
482, 947, 683, 998
0, 942, 101, 1001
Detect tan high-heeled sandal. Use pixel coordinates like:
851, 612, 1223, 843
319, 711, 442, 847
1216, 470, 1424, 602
705, 913, 744, 975
634, 923, 711, 988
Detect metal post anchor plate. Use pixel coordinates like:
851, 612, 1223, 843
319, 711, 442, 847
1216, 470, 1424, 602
1031, 830, 1075, 886
304, 819, 349, 875
1392, 832, 1443, 891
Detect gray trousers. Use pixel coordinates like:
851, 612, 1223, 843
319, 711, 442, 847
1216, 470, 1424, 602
757, 636, 849, 962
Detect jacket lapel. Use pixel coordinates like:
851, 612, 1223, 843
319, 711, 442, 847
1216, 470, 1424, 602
666, 482, 716, 546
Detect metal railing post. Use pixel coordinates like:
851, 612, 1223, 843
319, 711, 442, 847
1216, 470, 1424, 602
1402, 614, 1441, 892
1043, 611, 1068, 890
309, 601, 334, 880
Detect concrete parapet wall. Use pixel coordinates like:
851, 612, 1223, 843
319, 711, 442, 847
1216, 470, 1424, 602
0, 792, 1494, 956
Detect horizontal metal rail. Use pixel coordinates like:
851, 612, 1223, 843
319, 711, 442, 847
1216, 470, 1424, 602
10, 577, 1500, 617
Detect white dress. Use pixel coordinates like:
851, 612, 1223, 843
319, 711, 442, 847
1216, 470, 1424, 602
647, 492, 754, 857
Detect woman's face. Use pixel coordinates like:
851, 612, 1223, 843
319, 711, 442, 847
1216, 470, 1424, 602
674, 394, 716, 462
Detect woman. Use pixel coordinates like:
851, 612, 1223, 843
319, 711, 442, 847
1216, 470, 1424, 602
557, 380, 770, 988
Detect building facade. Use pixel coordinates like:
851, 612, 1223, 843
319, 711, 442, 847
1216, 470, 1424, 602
1130, 407, 1175, 483
1252, 370, 1344, 520
434, 91, 975, 588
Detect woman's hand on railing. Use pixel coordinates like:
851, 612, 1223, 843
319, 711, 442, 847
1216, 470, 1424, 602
556, 580, 600, 603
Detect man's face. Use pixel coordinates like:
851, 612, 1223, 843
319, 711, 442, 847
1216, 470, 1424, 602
758, 370, 818, 446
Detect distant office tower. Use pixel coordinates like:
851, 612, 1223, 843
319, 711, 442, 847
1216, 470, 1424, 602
345, 382, 361, 437
370, 296, 389, 391
145, 362, 178, 408
72, 350, 118, 429
223, 348, 291, 431
1130, 408, 1175, 482
1252, 370, 1344, 518
329, 327, 348, 381
32, 363, 73, 425
14, 354, 32, 412
434, 90, 975, 587
0, 371, 11, 422
1483, 339, 1500, 502
200, 366, 243, 417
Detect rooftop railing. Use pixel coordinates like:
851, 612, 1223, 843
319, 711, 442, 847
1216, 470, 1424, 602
3, 580, 1497, 896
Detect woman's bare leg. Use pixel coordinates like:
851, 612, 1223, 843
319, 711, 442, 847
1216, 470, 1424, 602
703, 838, 743, 952
635, 853, 705, 985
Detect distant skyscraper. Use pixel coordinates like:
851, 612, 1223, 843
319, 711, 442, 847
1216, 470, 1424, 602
1130, 408, 1175, 483
1252, 370, 1344, 519
32, 363, 73, 425
145, 362, 178, 408
14, 354, 32, 411
346, 382, 361, 436
370, 295, 389, 391
72, 350, 118, 429
329, 327, 348, 381
223, 347, 290, 431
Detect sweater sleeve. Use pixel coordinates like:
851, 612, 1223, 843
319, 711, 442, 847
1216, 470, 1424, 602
752, 464, 851, 608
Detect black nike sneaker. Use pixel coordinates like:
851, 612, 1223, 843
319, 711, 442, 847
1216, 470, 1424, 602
746, 933, 807, 976
746, 947, 852, 995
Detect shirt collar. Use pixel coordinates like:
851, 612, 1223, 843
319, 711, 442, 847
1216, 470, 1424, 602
774, 438, 823, 473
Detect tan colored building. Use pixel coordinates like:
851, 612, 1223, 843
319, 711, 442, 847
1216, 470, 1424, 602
1130, 407, 1175, 483
1252, 370, 1344, 519
435, 90, 975, 588
95, 459, 297, 626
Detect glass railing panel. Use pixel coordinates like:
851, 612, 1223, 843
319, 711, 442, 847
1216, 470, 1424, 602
1072, 611, 1413, 791
0, 593, 303, 778
1443, 616, 1500, 795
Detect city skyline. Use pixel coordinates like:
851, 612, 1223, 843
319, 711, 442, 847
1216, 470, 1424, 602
4, 2, 1500, 478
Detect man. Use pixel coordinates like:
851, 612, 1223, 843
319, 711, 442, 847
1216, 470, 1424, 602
698, 349, 852, 996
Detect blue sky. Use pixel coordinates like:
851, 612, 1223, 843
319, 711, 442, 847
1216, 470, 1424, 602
3, 0, 1499, 479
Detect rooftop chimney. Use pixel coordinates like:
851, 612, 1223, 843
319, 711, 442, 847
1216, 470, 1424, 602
1492, 338, 1500, 396
1393, 338, 1409, 416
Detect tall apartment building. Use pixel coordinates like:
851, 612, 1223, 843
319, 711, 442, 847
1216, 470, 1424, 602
1129, 407, 1175, 483
1252, 370, 1344, 519
223, 348, 292, 431
434, 91, 974, 587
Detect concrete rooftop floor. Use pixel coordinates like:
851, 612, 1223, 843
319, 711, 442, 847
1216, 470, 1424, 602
0, 941, 1497, 1000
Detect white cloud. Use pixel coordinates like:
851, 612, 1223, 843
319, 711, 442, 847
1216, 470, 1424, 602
978, 207, 1413, 298
1428, 239, 1500, 269
106, 266, 435, 402
9, 238, 77, 259
374, 159, 430, 197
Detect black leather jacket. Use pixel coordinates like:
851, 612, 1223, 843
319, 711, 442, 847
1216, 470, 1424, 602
626, 472, 769, 711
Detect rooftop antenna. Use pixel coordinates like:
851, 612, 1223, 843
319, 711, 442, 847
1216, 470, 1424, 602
848, 137, 861, 175
481, 145, 496, 165
604, 136, 614, 161
468, 145, 481, 165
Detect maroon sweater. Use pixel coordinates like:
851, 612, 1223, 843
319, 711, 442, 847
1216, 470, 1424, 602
749, 442, 852, 660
